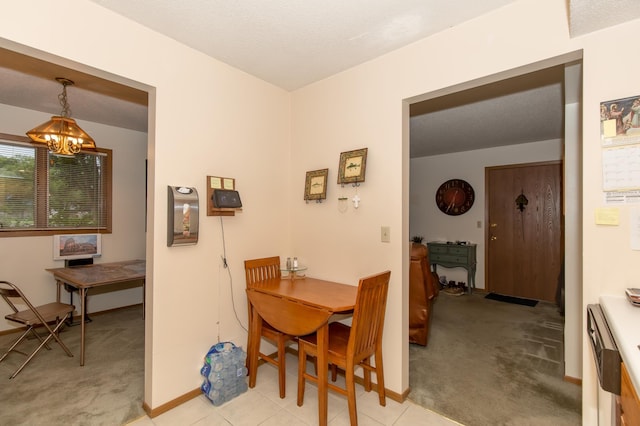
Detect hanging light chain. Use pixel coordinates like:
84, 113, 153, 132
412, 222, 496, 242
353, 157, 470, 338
56, 78, 74, 118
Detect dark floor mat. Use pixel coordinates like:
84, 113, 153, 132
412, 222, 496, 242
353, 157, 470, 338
485, 292, 538, 307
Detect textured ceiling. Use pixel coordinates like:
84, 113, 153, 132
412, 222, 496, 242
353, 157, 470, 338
1, 1, 639, 157
88, 0, 516, 91
569, 0, 640, 37
410, 66, 566, 158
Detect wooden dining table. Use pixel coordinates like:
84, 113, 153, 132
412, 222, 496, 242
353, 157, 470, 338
246, 276, 357, 426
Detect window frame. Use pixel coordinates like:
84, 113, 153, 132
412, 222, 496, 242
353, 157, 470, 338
0, 132, 112, 238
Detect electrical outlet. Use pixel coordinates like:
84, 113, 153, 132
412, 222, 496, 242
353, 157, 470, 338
381, 226, 390, 243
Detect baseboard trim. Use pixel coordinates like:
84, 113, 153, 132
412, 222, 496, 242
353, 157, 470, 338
142, 378, 408, 420
69, 303, 143, 322
143, 343, 410, 418
144, 388, 202, 418
564, 375, 582, 386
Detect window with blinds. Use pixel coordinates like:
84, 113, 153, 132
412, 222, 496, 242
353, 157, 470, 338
0, 134, 111, 236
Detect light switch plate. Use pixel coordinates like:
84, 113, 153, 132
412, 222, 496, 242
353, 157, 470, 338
381, 226, 390, 243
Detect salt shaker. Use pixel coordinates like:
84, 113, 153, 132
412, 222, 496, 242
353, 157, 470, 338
293, 257, 298, 269
286, 257, 292, 269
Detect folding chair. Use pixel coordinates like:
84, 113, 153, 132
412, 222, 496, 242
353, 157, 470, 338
0, 280, 75, 378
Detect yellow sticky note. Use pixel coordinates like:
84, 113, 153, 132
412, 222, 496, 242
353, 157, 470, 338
603, 119, 617, 138
209, 177, 222, 189
595, 207, 619, 225
223, 178, 234, 190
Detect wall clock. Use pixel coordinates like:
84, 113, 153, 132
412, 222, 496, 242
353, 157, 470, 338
435, 179, 475, 215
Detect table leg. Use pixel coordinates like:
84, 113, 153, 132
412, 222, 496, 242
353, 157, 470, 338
79, 287, 86, 366
247, 304, 262, 388
55, 279, 62, 302
317, 323, 329, 426
468, 266, 477, 294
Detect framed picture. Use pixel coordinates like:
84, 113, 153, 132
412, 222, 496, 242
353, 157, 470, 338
601, 94, 640, 146
53, 234, 102, 260
338, 148, 367, 184
304, 168, 329, 201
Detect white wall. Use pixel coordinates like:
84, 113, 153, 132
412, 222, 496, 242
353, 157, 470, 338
0, 103, 147, 327
1, 0, 292, 409
410, 139, 563, 290
2, 0, 639, 423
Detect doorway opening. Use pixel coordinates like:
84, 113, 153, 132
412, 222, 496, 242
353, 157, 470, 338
0, 43, 152, 424
406, 53, 583, 423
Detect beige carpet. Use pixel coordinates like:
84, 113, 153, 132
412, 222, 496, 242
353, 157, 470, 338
0, 305, 144, 426
409, 292, 581, 425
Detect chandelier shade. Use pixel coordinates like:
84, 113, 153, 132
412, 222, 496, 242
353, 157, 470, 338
26, 78, 97, 156
26, 116, 96, 155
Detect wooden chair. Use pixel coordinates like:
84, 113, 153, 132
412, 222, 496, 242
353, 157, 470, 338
244, 256, 293, 398
0, 280, 75, 378
297, 270, 391, 426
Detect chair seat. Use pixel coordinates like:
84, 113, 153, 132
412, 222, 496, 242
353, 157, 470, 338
5, 302, 74, 326
262, 320, 283, 333
298, 322, 349, 360
262, 321, 294, 341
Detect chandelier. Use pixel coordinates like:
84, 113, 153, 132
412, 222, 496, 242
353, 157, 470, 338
26, 77, 97, 156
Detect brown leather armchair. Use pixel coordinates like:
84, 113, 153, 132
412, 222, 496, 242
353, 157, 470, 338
409, 243, 438, 346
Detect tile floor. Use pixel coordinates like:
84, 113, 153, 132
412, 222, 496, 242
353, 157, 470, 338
128, 353, 461, 426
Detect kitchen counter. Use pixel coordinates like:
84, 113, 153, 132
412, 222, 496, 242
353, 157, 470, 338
600, 295, 640, 393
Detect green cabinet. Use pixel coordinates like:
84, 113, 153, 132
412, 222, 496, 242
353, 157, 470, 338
427, 242, 477, 293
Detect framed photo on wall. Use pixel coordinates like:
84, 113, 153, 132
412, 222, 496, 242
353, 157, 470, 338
337, 148, 367, 185
304, 168, 329, 201
53, 234, 102, 260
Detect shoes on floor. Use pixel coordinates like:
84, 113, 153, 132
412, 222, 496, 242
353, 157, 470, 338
443, 287, 465, 296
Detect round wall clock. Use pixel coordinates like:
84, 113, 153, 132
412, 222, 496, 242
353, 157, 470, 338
435, 179, 475, 215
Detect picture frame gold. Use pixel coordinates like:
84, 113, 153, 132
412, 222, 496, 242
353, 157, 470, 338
337, 148, 367, 184
304, 168, 329, 201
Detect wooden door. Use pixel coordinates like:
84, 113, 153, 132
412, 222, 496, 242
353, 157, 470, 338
486, 161, 563, 302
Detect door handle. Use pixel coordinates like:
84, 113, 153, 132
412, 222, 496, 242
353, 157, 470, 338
490, 235, 497, 241
490, 223, 497, 228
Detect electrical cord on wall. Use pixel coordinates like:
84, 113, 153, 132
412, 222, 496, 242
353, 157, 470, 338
219, 216, 248, 334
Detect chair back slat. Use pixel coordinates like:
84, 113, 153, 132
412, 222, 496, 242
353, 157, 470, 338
348, 271, 390, 361
1, 280, 61, 326
244, 256, 281, 288
0, 281, 30, 315
0, 281, 23, 298
244, 256, 282, 329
